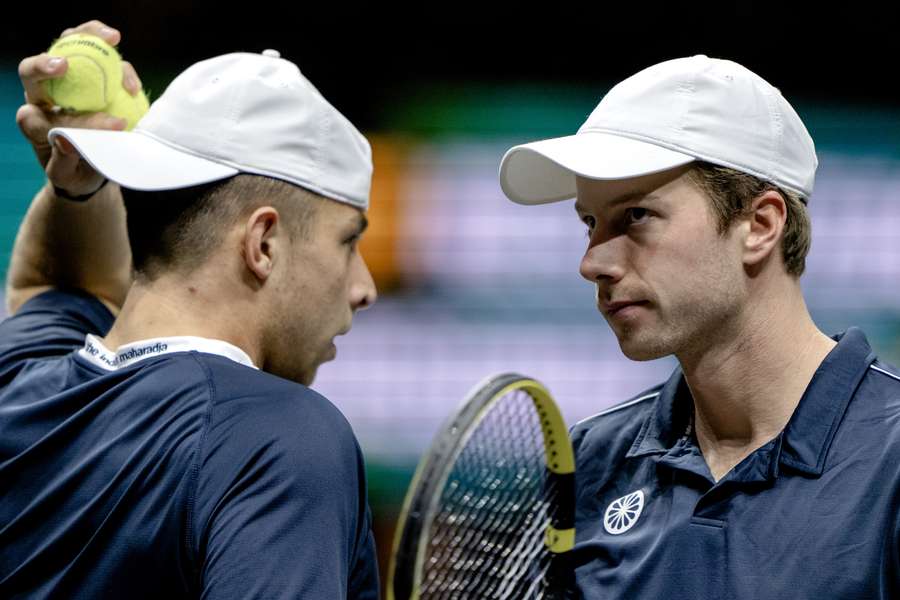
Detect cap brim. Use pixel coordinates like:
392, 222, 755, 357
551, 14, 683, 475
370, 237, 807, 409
499, 132, 696, 205
48, 128, 239, 191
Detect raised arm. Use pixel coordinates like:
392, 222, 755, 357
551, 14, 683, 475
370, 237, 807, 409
6, 21, 142, 315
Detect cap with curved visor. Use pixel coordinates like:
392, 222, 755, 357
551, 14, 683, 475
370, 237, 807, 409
499, 55, 817, 205
49, 49, 372, 210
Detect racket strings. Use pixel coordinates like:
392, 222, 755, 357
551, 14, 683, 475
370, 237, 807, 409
419, 389, 563, 599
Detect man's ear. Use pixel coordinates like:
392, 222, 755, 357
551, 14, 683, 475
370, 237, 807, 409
243, 206, 281, 282
743, 190, 787, 269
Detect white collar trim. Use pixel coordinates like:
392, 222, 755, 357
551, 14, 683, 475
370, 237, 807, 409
78, 334, 258, 371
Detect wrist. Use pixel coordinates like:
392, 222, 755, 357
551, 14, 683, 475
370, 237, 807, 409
52, 178, 110, 202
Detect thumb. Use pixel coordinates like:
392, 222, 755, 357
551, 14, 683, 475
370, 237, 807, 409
45, 146, 83, 184
45, 138, 101, 194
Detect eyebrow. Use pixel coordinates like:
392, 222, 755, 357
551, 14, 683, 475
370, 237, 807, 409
356, 214, 369, 234
574, 191, 659, 215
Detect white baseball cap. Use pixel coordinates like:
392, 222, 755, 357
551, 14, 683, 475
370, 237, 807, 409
49, 49, 373, 210
499, 55, 817, 205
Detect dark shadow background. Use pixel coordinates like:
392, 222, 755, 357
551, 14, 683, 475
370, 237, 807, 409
4, 1, 899, 128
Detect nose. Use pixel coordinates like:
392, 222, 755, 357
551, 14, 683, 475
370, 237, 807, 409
579, 235, 626, 285
350, 252, 377, 311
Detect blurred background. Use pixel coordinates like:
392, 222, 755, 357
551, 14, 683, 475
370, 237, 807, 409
1, 1, 899, 591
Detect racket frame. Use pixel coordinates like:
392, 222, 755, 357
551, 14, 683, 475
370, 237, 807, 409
387, 373, 575, 600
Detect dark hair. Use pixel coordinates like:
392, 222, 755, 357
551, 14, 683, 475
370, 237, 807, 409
120, 174, 319, 281
687, 162, 811, 277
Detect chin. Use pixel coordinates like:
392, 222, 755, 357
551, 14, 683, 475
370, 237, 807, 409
269, 346, 332, 387
615, 331, 674, 362
620, 345, 670, 362
297, 364, 319, 386
266, 361, 317, 386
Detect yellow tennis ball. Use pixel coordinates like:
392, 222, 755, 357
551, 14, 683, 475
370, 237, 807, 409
106, 88, 150, 131
43, 33, 123, 112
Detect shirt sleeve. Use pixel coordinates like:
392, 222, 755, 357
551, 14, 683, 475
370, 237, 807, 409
348, 478, 380, 600
0, 288, 114, 367
192, 384, 380, 600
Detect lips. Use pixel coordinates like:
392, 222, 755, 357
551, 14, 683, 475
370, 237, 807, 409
602, 300, 648, 317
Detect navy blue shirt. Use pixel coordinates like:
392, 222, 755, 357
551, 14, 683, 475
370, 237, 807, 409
570, 328, 900, 599
0, 290, 379, 599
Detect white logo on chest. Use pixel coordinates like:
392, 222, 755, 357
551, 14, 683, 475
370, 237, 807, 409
603, 490, 645, 535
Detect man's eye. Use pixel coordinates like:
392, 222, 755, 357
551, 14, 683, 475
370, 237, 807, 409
624, 207, 650, 225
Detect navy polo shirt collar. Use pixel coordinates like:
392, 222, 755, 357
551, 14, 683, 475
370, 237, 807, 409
779, 327, 876, 474
626, 327, 877, 477
626, 368, 692, 457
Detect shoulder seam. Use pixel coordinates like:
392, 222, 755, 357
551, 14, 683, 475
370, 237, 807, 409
870, 364, 900, 384
574, 391, 660, 427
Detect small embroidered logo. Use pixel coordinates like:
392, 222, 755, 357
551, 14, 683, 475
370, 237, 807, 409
604, 490, 645, 535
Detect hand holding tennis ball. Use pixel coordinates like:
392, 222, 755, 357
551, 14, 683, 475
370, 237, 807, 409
43, 33, 149, 130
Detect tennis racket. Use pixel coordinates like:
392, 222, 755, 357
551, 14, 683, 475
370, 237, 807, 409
387, 373, 576, 600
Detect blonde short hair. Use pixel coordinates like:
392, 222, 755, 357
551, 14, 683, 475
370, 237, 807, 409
687, 162, 811, 277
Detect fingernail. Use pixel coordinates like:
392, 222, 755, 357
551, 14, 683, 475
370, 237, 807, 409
124, 74, 141, 95
100, 27, 117, 37
47, 57, 63, 70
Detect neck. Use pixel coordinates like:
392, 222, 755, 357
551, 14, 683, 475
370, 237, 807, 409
678, 278, 835, 481
102, 275, 263, 367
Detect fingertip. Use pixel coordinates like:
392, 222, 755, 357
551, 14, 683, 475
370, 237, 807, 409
62, 21, 121, 46
46, 56, 67, 73
54, 136, 74, 155
123, 72, 141, 96
99, 26, 121, 46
